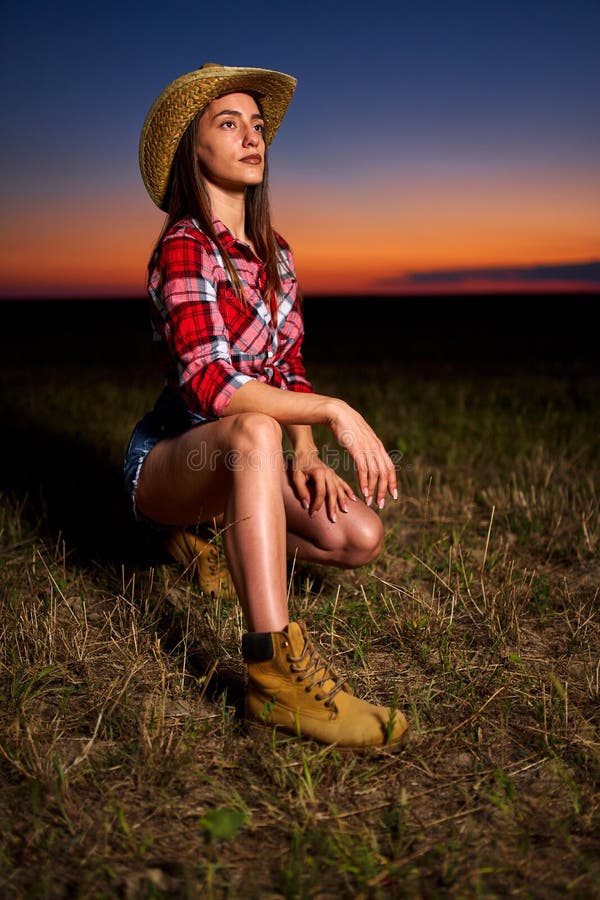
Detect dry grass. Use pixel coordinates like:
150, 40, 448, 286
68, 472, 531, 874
0, 356, 599, 898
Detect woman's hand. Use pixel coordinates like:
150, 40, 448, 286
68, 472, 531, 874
290, 447, 358, 523
225, 382, 399, 512
326, 399, 398, 510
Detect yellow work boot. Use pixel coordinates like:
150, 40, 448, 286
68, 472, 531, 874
165, 527, 234, 598
242, 620, 409, 749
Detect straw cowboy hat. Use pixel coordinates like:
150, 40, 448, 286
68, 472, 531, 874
139, 62, 297, 210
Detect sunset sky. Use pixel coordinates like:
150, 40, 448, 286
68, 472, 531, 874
1, 0, 599, 298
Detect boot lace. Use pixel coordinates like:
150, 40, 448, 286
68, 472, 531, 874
287, 633, 348, 711
186, 533, 225, 580
202, 543, 221, 578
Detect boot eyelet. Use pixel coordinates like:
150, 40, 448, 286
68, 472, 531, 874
281, 640, 289, 649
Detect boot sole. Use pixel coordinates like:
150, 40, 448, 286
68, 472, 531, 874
244, 718, 410, 753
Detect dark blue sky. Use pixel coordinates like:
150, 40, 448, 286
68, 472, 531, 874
1, 0, 599, 296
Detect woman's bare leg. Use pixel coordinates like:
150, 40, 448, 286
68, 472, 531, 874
135, 413, 289, 633
134, 414, 408, 748
280, 460, 385, 568
135, 412, 385, 630
220, 416, 288, 632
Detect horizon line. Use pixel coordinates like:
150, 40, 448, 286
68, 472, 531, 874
1, 287, 599, 303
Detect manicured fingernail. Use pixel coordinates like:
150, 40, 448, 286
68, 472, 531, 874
302, 499, 309, 509
393, 489, 398, 500
342, 504, 349, 513
331, 515, 337, 523
378, 499, 385, 509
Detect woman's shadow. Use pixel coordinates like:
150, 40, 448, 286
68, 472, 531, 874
0, 403, 247, 716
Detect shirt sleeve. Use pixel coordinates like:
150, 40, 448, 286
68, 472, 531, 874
154, 230, 252, 418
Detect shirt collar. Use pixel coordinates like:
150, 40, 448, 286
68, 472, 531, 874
211, 216, 262, 262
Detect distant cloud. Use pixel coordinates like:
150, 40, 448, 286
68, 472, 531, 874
378, 259, 600, 289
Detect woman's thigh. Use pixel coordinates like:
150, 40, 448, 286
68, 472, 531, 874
135, 417, 239, 525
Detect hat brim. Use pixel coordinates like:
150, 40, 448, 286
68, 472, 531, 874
139, 65, 297, 210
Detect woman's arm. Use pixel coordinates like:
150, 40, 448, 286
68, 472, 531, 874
223, 379, 398, 511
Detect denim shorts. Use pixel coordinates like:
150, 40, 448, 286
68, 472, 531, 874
123, 387, 208, 526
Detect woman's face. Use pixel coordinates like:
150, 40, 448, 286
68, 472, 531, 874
195, 92, 265, 191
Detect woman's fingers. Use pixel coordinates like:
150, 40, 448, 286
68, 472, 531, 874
354, 453, 371, 505
331, 409, 399, 508
291, 467, 311, 510
354, 451, 378, 506
340, 479, 357, 509
308, 469, 327, 515
328, 475, 355, 521
386, 454, 399, 502
356, 446, 398, 508
311, 470, 357, 522
375, 452, 398, 508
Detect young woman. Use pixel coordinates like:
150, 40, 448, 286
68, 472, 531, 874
126, 63, 409, 748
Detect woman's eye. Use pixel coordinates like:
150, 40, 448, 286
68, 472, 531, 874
221, 120, 235, 129
254, 123, 264, 132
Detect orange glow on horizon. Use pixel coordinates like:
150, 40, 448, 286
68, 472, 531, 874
1, 165, 599, 298
273, 164, 600, 294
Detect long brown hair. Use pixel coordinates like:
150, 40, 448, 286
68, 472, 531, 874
153, 97, 283, 305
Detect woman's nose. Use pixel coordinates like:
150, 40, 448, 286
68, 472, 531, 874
242, 126, 259, 146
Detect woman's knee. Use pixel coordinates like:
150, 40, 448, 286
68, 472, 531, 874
225, 412, 283, 462
322, 506, 384, 568
346, 508, 384, 566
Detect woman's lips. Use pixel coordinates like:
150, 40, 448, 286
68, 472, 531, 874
240, 154, 262, 164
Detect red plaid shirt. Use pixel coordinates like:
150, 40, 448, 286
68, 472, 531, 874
147, 216, 313, 421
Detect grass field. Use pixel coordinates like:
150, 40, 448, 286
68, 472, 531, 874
0, 299, 599, 898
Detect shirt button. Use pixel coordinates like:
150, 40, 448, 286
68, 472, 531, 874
267, 351, 274, 358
